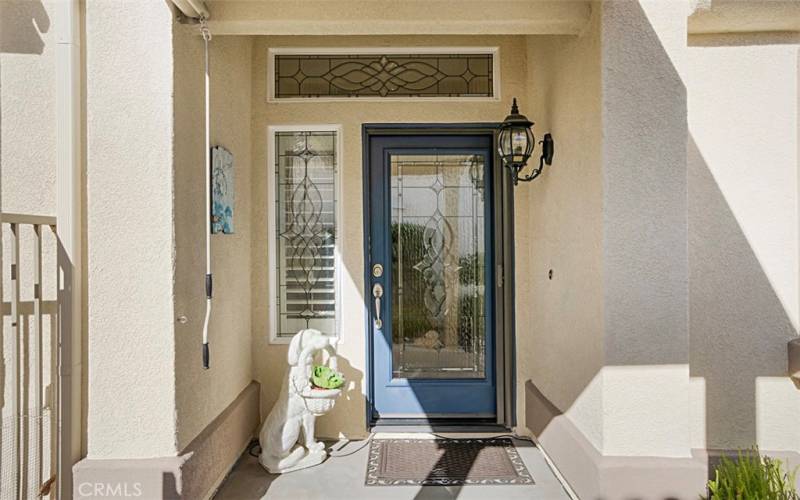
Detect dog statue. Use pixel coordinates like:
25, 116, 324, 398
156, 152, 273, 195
258, 329, 340, 473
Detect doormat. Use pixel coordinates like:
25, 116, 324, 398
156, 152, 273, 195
365, 438, 534, 486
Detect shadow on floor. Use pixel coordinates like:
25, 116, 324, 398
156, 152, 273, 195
213, 436, 571, 500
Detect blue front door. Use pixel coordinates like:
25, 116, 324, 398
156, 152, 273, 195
366, 132, 496, 421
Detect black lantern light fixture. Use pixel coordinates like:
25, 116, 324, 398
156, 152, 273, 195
498, 98, 554, 185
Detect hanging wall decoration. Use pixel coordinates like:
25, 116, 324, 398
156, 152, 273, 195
211, 146, 234, 234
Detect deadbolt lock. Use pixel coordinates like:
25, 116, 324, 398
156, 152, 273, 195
372, 263, 384, 278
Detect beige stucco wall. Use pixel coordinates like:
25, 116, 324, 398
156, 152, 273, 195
207, 0, 592, 36
250, 35, 533, 438
687, 33, 800, 453
84, 0, 258, 460
84, 0, 177, 458
521, 0, 696, 460
599, 0, 692, 458
520, 8, 605, 450
0, 0, 57, 216
172, 29, 255, 453
1, 0, 60, 491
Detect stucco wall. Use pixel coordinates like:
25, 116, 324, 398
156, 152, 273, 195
522, 0, 695, 460
599, 0, 691, 458
0, 0, 57, 216
83, 2, 257, 459
172, 30, 255, 452
250, 35, 533, 438
84, 0, 177, 458
1, 0, 60, 489
520, 7, 604, 451
208, 0, 592, 36
8, 0, 800, 477
687, 34, 800, 453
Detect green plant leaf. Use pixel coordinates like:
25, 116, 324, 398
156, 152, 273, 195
704, 448, 800, 500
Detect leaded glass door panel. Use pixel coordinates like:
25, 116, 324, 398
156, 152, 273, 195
367, 133, 496, 420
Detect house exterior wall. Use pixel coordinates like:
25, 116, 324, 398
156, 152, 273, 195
206, 0, 592, 36
521, 3, 706, 496
74, 6, 260, 498
5, 0, 800, 498
250, 35, 534, 439
0, 0, 57, 217
686, 33, 800, 454
599, 0, 691, 458
521, 7, 605, 452
1, 1, 62, 492
172, 29, 255, 454
83, 6, 259, 462
523, 0, 694, 458
520, 6, 800, 498
84, 0, 178, 459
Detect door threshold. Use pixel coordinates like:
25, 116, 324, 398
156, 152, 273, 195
371, 418, 509, 434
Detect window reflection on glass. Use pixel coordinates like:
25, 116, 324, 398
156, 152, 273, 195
390, 154, 486, 379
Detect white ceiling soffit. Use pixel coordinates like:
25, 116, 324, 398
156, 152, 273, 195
689, 0, 800, 35
172, 0, 210, 19
205, 0, 592, 36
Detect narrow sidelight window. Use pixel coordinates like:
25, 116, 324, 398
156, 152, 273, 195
269, 127, 340, 341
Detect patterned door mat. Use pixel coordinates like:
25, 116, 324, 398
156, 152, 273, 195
366, 438, 534, 486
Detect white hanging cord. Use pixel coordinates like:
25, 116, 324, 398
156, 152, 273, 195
200, 16, 212, 369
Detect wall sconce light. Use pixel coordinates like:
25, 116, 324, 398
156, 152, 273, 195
498, 98, 554, 185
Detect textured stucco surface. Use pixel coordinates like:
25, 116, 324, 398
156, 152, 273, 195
85, 0, 178, 458
250, 35, 532, 438
689, 0, 800, 35
208, 0, 592, 36
84, 2, 257, 459
687, 35, 800, 453
0, 2, 61, 485
519, 0, 694, 459
0, 0, 57, 216
172, 29, 255, 453
520, 6, 604, 451
599, 0, 691, 457
179, 382, 260, 500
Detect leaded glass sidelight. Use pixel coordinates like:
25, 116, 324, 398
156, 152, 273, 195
390, 154, 486, 378
274, 130, 338, 339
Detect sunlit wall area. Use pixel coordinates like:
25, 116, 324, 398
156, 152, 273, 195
687, 34, 800, 454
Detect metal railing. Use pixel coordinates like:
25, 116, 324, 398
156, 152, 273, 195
1, 213, 58, 500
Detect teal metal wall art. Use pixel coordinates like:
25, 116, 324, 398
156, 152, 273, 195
211, 145, 234, 234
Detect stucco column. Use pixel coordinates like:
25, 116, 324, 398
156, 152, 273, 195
84, 0, 178, 460
78, 5, 260, 499
600, 0, 691, 457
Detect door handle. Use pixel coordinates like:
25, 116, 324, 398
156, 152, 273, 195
372, 283, 384, 329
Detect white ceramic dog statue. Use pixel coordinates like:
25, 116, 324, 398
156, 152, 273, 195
258, 329, 341, 473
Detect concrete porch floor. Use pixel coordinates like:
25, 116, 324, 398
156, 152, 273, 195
213, 433, 573, 500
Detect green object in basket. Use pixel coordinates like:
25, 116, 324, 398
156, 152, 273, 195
312, 365, 344, 390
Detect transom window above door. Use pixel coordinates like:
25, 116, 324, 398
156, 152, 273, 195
268, 48, 499, 101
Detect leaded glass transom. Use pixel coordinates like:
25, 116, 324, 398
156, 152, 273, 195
275, 130, 337, 338
272, 51, 495, 99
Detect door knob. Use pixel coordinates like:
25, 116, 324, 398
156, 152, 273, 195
372, 283, 384, 329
